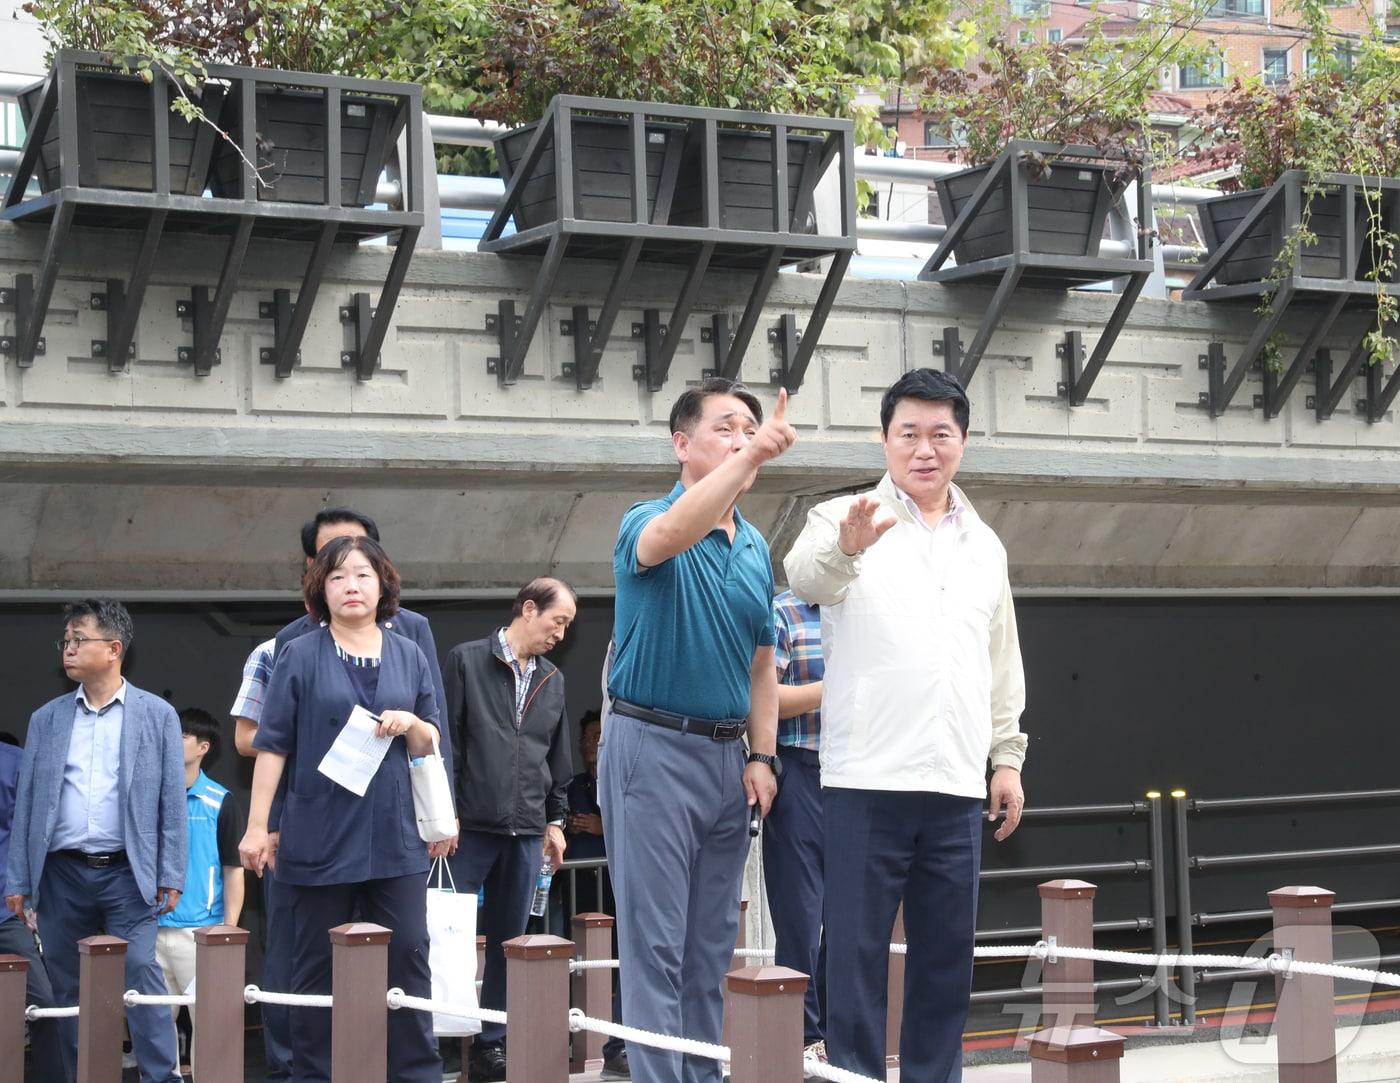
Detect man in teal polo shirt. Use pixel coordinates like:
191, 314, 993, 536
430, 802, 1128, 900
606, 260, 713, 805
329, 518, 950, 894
601, 376, 794, 1083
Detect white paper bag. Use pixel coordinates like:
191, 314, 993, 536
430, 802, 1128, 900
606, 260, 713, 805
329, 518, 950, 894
426, 858, 481, 1037
409, 730, 457, 843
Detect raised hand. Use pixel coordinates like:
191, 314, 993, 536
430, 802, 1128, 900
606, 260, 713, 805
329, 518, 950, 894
838, 495, 897, 556
744, 388, 797, 467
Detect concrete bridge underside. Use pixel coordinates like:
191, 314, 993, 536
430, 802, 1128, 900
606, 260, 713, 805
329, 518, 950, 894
2, 224, 1399, 594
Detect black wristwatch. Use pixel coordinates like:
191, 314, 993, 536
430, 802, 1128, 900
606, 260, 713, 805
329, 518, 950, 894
746, 751, 782, 778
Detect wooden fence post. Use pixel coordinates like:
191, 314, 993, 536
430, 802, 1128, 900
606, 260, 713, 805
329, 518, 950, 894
727, 966, 807, 1083
570, 913, 615, 1073
886, 903, 905, 1066
76, 935, 126, 1083
192, 925, 248, 1083
329, 922, 391, 1083
1029, 1025, 1124, 1083
1041, 879, 1098, 1030
504, 934, 573, 1083
0, 954, 29, 1083
1271, 886, 1337, 1083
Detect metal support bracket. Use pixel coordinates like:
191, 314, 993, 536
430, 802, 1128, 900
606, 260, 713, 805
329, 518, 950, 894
485, 301, 524, 382
175, 293, 222, 370
0, 275, 45, 359
932, 327, 965, 379
1056, 273, 1151, 405
631, 310, 669, 391
700, 314, 734, 380
1361, 353, 1400, 424
257, 220, 337, 379
88, 287, 136, 372
258, 290, 299, 371
1055, 331, 1086, 401
1197, 342, 1226, 414
767, 315, 802, 389
1311, 338, 1370, 421
339, 294, 378, 377
175, 216, 252, 377
1257, 295, 1348, 418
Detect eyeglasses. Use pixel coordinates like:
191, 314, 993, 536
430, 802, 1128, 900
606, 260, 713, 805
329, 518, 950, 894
55, 637, 119, 652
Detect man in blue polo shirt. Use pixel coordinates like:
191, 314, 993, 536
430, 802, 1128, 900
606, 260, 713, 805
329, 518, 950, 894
602, 376, 795, 1083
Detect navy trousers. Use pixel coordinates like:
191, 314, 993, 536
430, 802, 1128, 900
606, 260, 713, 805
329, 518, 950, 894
448, 829, 541, 1047
600, 709, 749, 1083
0, 917, 66, 1082
823, 789, 982, 1083
38, 852, 181, 1083
761, 746, 826, 1045
284, 874, 439, 1083
261, 871, 294, 1081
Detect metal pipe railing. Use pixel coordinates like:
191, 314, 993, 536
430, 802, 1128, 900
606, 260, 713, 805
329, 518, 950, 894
1191, 789, 1400, 813
1196, 896, 1400, 927
1192, 842, 1400, 872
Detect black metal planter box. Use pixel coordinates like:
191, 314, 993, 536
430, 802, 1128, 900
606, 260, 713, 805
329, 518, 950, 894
1198, 183, 1385, 286
934, 156, 1122, 266
211, 84, 405, 206
2, 50, 425, 382
492, 98, 825, 238
478, 96, 856, 396
497, 114, 688, 231
18, 63, 225, 196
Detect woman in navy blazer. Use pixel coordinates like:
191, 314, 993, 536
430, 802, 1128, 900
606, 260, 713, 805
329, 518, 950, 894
240, 536, 444, 1083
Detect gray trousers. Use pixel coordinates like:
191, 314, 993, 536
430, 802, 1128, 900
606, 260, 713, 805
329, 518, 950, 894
600, 709, 749, 1083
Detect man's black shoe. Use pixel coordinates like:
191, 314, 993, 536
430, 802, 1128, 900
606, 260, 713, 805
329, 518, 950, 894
467, 1041, 508, 1082
600, 1049, 631, 1079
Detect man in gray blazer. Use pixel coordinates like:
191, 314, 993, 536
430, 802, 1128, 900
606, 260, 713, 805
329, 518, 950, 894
4, 599, 186, 1083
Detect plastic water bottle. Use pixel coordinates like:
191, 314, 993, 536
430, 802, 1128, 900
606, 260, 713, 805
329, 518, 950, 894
529, 859, 554, 918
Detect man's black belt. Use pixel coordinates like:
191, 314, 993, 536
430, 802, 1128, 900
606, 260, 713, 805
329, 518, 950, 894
611, 699, 748, 741
55, 849, 127, 868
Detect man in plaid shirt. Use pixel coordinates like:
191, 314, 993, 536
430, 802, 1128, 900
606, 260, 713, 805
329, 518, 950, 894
766, 588, 827, 1056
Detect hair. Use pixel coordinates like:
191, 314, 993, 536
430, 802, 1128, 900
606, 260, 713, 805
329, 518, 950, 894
302, 535, 401, 624
300, 506, 381, 559
179, 707, 221, 766
667, 377, 764, 436
62, 598, 134, 657
579, 709, 602, 735
511, 576, 579, 619
879, 368, 971, 435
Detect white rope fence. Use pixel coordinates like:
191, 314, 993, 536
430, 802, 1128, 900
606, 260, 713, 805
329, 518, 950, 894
243, 984, 333, 1009
801, 1058, 887, 1083
568, 958, 621, 972
124, 991, 194, 1008
385, 988, 508, 1026
25, 1004, 79, 1021
567, 1008, 731, 1063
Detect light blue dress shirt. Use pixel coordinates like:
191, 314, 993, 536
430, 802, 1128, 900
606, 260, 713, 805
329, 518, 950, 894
49, 680, 128, 853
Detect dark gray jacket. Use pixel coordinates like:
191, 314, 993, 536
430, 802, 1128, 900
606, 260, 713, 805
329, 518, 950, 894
445, 632, 572, 835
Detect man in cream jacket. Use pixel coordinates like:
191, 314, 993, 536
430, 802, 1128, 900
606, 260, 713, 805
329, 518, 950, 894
784, 367, 1027, 1083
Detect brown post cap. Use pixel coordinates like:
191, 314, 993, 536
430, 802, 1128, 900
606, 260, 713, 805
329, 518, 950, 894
1029, 1025, 1125, 1063
571, 913, 615, 929
725, 966, 809, 997
1039, 880, 1098, 900
1268, 886, 1335, 909
503, 934, 575, 961
0, 954, 30, 974
78, 935, 128, 956
194, 925, 250, 947
328, 923, 392, 946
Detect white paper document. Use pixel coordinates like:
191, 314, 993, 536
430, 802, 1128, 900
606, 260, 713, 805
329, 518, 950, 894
317, 704, 392, 796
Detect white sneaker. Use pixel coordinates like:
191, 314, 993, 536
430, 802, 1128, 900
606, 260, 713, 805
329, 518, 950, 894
803, 1040, 829, 1063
